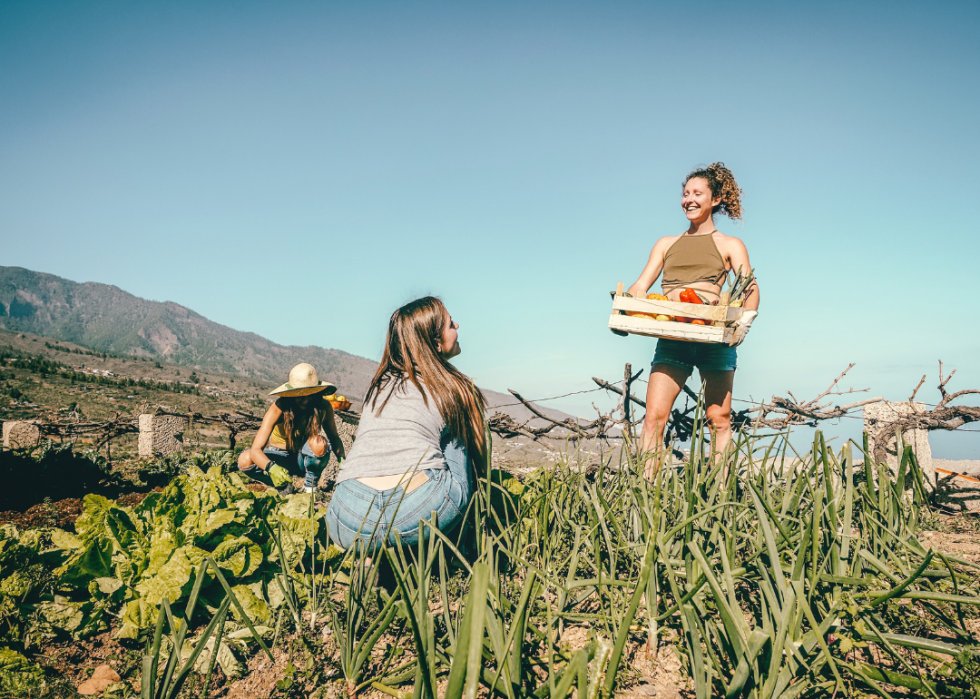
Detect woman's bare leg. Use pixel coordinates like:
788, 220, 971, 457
307, 434, 328, 457
639, 363, 691, 478
700, 369, 735, 465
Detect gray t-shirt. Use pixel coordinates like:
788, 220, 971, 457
336, 380, 447, 482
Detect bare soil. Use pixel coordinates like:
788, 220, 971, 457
0, 489, 161, 529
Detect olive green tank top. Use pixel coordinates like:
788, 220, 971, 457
661, 232, 727, 292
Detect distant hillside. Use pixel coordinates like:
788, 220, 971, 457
0, 266, 578, 425
0, 266, 375, 394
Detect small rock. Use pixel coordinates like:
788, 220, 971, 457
639, 685, 658, 697
91, 665, 122, 682
933, 473, 980, 513
77, 665, 121, 695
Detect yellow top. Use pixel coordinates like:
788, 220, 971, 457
268, 395, 333, 448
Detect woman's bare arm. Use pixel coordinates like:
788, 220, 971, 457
627, 237, 674, 298
247, 402, 282, 469
321, 401, 346, 461
724, 237, 760, 311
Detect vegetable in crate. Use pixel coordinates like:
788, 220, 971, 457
646, 293, 674, 322
724, 265, 755, 305
675, 287, 703, 323
724, 267, 757, 344
625, 291, 656, 319
679, 288, 702, 304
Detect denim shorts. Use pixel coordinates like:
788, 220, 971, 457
652, 338, 737, 373
325, 440, 471, 551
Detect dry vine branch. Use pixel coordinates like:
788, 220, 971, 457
15, 404, 360, 453
810, 363, 866, 402
935, 359, 980, 410
493, 390, 612, 441
36, 412, 139, 450
910, 375, 927, 403
750, 364, 883, 430
867, 360, 980, 463
591, 376, 701, 409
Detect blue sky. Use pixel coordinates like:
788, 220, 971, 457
2, 0, 978, 457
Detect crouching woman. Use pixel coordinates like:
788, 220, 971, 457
238, 362, 346, 493
325, 296, 487, 550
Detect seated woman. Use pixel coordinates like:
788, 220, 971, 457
325, 296, 487, 550
238, 363, 346, 493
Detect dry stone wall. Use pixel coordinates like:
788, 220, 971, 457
863, 401, 934, 487
2, 421, 41, 450
138, 414, 187, 458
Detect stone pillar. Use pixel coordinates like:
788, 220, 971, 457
863, 401, 934, 487
138, 415, 187, 458
2, 421, 41, 450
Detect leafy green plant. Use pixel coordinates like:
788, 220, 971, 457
139, 558, 272, 699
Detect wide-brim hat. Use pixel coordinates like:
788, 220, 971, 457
270, 363, 337, 397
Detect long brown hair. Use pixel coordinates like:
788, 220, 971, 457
276, 396, 324, 453
365, 296, 487, 470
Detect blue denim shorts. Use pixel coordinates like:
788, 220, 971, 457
325, 441, 471, 551
652, 338, 737, 373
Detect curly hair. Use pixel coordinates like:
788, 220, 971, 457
684, 162, 743, 221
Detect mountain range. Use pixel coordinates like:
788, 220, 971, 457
0, 266, 574, 423
0, 265, 376, 390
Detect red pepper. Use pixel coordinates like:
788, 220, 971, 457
679, 288, 703, 304
677, 288, 703, 323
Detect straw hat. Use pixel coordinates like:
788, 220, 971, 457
269, 363, 337, 397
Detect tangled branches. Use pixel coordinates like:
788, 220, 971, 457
488, 390, 614, 441
866, 360, 980, 463
10, 361, 978, 461
37, 414, 139, 449
504, 361, 977, 454
747, 363, 884, 429
13, 404, 360, 455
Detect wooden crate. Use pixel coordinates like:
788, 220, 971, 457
608, 284, 742, 345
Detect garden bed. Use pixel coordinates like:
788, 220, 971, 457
2, 430, 980, 698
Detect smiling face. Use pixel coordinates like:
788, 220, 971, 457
438, 309, 461, 359
682, 177, 722, 225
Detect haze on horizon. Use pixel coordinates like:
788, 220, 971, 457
1, 0, 978, 457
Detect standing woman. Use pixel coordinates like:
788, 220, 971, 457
627, 163, 760, 475
238, 363, 346, 493
325, 296, 487, 550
